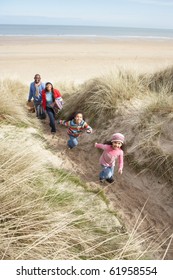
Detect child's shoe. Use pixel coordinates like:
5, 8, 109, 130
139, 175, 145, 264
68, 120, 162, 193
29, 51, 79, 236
106, 177, 115, 183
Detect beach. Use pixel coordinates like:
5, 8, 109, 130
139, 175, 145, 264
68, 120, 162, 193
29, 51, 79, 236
1, 34, 173, 260
1, 36, 173, 84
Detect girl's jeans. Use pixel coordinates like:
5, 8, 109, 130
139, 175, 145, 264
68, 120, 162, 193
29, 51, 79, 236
68, 135, 78, 149
99, 165, 114, 180
46, 107, 56, 133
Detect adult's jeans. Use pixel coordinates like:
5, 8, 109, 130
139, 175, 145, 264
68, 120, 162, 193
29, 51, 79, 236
68, 135, 78, 149
34, 100, 41, 117
99, 165, 114, 180
46, 107, 56, 133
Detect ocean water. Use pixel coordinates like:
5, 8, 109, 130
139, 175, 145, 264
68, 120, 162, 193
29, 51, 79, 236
0, 24, 173, 39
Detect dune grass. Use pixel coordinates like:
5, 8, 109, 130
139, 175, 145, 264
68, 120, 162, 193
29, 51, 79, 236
0, 85, 150, 260
1, 66, 173, 259
0, 79, 30, 126
1, 125, 154, 260
146, 65, 173, 93
59, 67, 173, 183
59, 70, 149, 126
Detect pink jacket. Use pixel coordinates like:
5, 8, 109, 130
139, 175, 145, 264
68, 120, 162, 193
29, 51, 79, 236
95, 143, 124, 169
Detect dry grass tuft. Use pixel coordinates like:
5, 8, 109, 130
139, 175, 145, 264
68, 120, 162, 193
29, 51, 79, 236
146, 65, 173, 93
59, 70, 149, 125
0, 79, 29, 126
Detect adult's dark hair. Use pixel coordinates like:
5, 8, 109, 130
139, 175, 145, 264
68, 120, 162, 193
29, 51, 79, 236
34, 74, 41, 79
45, 82, 53, 90
45, 82, 55, 101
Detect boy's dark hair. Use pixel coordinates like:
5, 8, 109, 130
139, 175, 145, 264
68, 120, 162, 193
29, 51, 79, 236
103, 140, 125, 151
66, 111, 85, 122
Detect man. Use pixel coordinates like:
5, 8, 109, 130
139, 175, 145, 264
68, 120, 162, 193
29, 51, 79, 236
28, 74, 45, 117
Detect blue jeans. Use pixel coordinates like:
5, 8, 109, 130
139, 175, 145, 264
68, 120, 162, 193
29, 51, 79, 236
99, 166, 114, 180
68, 135, 78, 149
46, 107, 56, 133
34, 101, 41, 117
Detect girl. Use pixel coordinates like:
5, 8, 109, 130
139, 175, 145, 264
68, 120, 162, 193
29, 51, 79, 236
58, 112, 92, 149
42, 82, 63, 134
95, 133, 125, 183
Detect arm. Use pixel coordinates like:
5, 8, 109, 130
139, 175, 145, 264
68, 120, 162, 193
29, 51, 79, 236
95, 143, 107, 150
84, 122, 92, 134
54, 89, 62, 98
57, 120, 70, 127
118, 151, 124, 174
54, 89, 64, 110
28, 84, 33, 101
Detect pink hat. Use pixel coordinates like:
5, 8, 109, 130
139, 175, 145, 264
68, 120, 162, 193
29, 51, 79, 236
111, 133, 125, 143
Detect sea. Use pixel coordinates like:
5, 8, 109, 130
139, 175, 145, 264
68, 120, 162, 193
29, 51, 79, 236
0, 24, 173, 40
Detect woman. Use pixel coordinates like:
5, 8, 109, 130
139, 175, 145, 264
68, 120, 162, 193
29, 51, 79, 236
42, 82, 63, 134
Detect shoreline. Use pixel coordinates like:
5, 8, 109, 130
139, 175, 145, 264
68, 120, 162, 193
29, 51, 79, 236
1, 23, 173, 40
1, 34, 173, 40
1, 36, 173, 84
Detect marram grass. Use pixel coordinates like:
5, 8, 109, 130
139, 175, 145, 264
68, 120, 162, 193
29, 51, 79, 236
1, 125, 156, 260
1, 66, 173, 259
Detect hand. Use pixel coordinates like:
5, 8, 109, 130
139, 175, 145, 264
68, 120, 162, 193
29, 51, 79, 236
118, 168, 123, 175
86, 129, 91, 134
49, 102, 55, 108
95, 142, 98, 147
